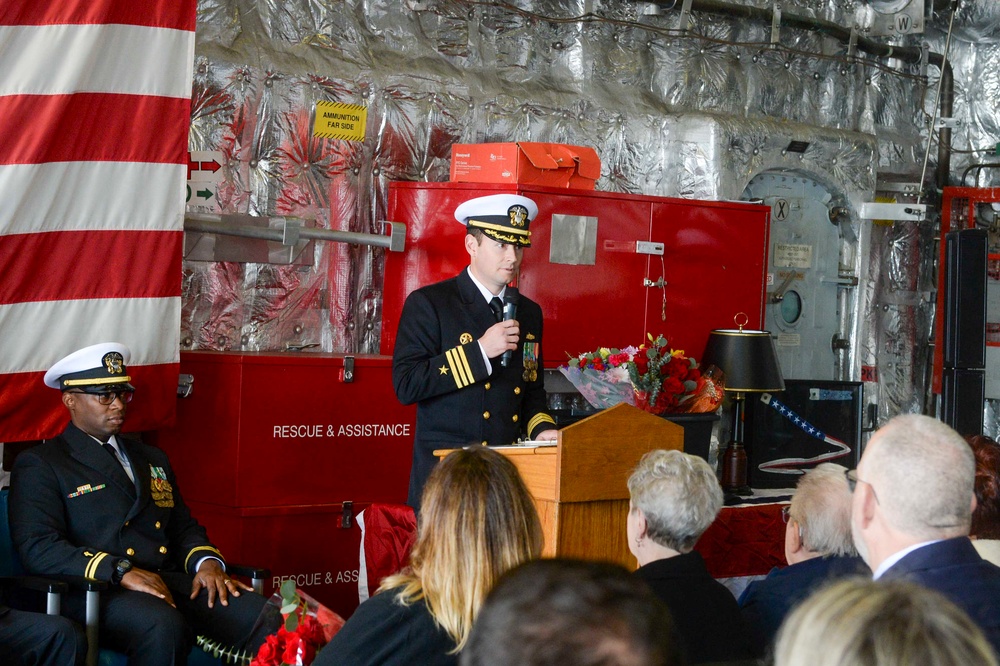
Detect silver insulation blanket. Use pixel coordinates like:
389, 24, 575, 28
183, 0, 1000, 425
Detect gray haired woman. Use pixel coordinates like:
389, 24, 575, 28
627, 449, 750, 664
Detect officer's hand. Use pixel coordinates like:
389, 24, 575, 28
191, 559, 251, 608
121, 568, 176, 607
479, 319, 519, 359
535, 429, 559, 441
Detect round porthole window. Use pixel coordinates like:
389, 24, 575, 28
781, 290, 803, 325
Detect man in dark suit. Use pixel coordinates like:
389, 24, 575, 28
739, 463, 867, 656
393, 194, 558, 507
851, 413, 1000, 654
9, 343, 278, 665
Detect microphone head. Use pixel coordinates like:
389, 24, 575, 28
504, 287, 520, 305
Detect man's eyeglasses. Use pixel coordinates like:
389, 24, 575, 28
68, 389, 134, 405
845, 468, 879, 504
781, 506, 792, 523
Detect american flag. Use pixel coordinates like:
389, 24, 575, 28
0, 1, 195, 441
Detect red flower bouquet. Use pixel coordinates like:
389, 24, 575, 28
560, 334, 724, 415
250, 581, 344, 666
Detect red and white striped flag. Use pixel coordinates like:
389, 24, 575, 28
0, 1, 195, 441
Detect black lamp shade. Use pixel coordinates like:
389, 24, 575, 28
701, 329, 785, 393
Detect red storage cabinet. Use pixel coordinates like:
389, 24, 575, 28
150, 352, 415, 616
382, 182, 770, 361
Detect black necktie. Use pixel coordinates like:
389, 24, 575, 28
489, 296, 504, 323
102, 442, 132, 489
101, 442, 128, 476
102, 442, 120, 464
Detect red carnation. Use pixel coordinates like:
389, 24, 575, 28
635, 355, 650, 375
299, 615, 326, 647
253, 634, 280, 666
282, 634, 304, 665
663, 377, 684, 395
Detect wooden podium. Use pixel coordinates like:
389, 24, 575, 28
435, 403, 683, 570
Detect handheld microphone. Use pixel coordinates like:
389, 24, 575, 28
500, 287, 519, 368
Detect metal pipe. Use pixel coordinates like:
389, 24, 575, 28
961, 163, 1000, 188
184, 213, 406, 252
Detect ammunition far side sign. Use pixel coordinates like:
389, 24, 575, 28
313, 101, 367, 141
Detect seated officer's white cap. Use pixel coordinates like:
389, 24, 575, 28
455, 194, 538, 248
43, 342, 135, 391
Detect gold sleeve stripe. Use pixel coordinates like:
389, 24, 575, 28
184, 546, 224, 571
446, 347, 472, 389
85, 551, 109, 579
445, 348, 464, 388
455, 346, 474, 384
527, 413, 556, 434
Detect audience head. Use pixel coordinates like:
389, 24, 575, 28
785, 463, 857, 564
381, 446, 542, 651
967, 435, 1000, 540
851, 414, 975, 568
627, 449, 722, 561
773, 578, 998, 666
460, 558, 685, 666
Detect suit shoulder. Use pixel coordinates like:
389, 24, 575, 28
13, 438, 65, 466
519, 294, 543, 314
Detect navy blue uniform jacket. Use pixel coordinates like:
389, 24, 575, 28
739, 555, 868, 656
9, 422, 223, 583
392, 269, 554, 506
880, 537, 1000, 655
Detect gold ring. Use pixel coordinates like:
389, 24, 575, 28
224, 579, 232, 584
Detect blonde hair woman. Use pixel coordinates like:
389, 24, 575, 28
774, 578, 999, 666
315, 447, 543, 665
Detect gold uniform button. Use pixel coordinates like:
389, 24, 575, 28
484, 382, 491, 390
512, 415, 519, 423
483, 411, 490, 419
154, 521, 161, 530
124, 521, 130, 527
159, 546, 168, 554
126, 548, 135, 556
514, 386, 521, 395
481, 441, 488, 446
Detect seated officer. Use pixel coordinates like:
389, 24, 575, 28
9, 343, 278, 666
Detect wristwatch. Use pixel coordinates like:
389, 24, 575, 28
111, 557, 133, 585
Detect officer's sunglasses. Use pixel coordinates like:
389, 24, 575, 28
67, 389, 134, 405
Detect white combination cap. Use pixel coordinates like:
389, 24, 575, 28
43, 342, 134, 390
454, 194, 538, 247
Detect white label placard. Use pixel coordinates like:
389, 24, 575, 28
774, 243, 813, 269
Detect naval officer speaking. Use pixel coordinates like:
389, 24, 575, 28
392, 194, 558, 508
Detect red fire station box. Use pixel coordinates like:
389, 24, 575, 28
450, 142, 601, 189
381, 182, 771, 363
151, 352, 415, 617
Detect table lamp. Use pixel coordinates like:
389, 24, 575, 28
701, 317, 784, 496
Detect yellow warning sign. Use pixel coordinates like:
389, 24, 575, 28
313, 101, 367, 141
873, 195, 895, 227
